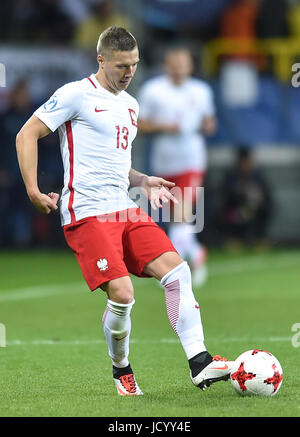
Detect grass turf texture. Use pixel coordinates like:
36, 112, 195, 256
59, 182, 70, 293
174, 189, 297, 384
0, 249, 299, 417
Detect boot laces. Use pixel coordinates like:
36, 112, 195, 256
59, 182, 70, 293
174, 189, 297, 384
212, 355, 227, 361
120, 374, 136, 393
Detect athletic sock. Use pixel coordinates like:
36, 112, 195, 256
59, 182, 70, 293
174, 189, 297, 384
102, 299, 134, 368
112, 364, 133, 379
188, 351, 212, 378
160, 261, 206, 359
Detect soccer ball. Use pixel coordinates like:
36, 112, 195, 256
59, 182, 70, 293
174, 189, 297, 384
230, 349, 283, 397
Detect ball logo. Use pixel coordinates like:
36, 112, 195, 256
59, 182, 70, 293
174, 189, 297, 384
231, 362, 256, 391
43, 95, 58, 111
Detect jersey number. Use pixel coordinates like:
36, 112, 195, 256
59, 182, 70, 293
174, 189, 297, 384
115, 125, 129, 150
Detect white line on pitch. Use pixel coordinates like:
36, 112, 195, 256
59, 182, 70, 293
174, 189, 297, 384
0, 282, 85, 302
207, 252, 300, 276
1, 251, 300, 302
5, 337, 291, 346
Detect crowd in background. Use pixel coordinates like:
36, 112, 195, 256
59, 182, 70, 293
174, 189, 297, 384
0, 0, 297, 62
0, 0, 299, 249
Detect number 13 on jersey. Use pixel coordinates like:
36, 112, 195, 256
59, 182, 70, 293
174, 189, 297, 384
115, 125, 129, 150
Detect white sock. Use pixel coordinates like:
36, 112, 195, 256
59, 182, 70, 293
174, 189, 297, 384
102, 299, 134, 368
160, 261, 206, 359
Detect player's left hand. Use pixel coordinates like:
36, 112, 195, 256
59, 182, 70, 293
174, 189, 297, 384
143, 176, 178, 210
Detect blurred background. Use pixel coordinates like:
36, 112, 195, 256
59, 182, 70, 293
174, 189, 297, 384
1, 0, 300, 251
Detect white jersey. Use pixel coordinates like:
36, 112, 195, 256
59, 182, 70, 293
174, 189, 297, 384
34, 74, 139, 226
138, 75, 215, 176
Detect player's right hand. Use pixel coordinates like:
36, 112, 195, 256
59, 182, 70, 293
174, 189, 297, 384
29, 191, 60, 214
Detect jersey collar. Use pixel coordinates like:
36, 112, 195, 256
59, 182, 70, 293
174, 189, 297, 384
88, 73, 124, 98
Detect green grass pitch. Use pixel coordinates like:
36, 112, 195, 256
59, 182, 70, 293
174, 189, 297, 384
0, 248, 299, 417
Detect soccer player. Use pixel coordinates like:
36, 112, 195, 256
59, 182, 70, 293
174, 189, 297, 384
16, 26, 232, 396
138, 47, 217, 286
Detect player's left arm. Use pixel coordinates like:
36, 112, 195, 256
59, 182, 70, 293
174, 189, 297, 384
129, 168, 178, 210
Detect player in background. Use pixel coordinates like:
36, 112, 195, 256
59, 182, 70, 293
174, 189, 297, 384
16, 26, 232, 396
138, 48, 217, 287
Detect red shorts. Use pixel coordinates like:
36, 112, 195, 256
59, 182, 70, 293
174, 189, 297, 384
63, 208, 177, 291
161, 171, 205, 202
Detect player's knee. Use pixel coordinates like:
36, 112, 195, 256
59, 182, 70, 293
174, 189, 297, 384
107, 284, 134, 304
102, 277, 134, 304
144, 251, 184, 280
111, 291, 134, 305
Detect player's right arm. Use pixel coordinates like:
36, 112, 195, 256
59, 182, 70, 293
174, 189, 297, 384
16, 115, 59, 214
138, 118, 180, 135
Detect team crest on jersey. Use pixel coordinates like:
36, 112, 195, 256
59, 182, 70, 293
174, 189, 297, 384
43, 95, 58, 111
128, 108, 138, 127
97, 258, 108, 271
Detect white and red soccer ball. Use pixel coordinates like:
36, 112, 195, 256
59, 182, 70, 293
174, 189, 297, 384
230, 349, 283, 397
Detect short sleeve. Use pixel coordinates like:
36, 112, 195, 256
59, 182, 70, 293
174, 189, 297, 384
137, 83, 157, 120
34, 82, 83, 132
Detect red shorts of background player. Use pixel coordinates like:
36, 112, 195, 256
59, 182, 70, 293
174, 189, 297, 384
63, 208, 177, 291
161, 171, 205, 202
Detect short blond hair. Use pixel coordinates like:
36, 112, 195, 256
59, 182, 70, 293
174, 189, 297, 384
97, 26, 137, 57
